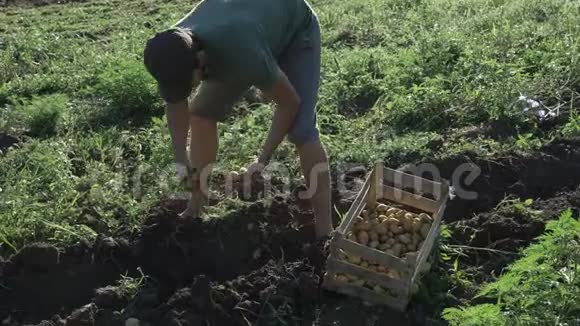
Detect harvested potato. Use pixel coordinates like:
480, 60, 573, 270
387, 231, 394, 238
378, 214, 387, 222
359, 221, 372, 231
406, 242, 417, 252
376, 203, 389, 212
386, 238, 396, 246
412, 218, 423, 232
370, 219, 380, 227
419, 213, 433, 224
385, 217, 399, 226
336, 274, 349, 283
389, 224, 404, 234
420, 224, 431, 239
380, 234, 389, 242
392, 243, 403, 257
360, 261, 369, 269
369, 240, 379, 249
369, 230, 379, 242
402, 217, 413, 232
347, 255, 361, 265
361, 209, 369, 219
358, 231, 369, 245
378, 243, 390, 251
385, 249, 395, 256
398, 233, 412, 245
348, 233, 357, 242
395, 210, 406, 219
386, 207, 398, 215
377, 265, 386, 273
368, 265, 377, 272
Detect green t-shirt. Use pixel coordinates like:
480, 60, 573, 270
175, 0, 314, 89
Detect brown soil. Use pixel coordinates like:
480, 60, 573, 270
1, 138, 579, 326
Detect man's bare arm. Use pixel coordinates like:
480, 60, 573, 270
165, 100, 190, 166
257, 69, 300, 163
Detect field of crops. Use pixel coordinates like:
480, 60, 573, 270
1, 0, 579, 324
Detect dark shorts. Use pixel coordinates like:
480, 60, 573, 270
189, 16, 322, 145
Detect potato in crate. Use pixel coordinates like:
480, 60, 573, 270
323, 164, 450, 311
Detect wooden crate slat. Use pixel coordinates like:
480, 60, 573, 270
379, 184, 439, 213
327, 258, 409, 292
413, 200, 448, 283
382, 166, 441, 198
337, 238, 413, 276
323, 279, 408, 311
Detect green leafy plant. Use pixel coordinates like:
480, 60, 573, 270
443, 209, 580, 325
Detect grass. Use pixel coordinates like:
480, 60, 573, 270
0, 0, 578, 249
443, 209, 580, 326
0, 0, 579, 321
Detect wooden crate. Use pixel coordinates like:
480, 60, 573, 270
323, 163, 450, 311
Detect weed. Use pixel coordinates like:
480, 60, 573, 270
443, 209, 580, 325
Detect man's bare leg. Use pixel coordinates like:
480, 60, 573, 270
297, 138, 333, 238
181, 114, 218, 218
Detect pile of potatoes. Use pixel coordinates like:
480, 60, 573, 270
346, 202, 433, 262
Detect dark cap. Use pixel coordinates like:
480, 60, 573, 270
144, 28, 198, 103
